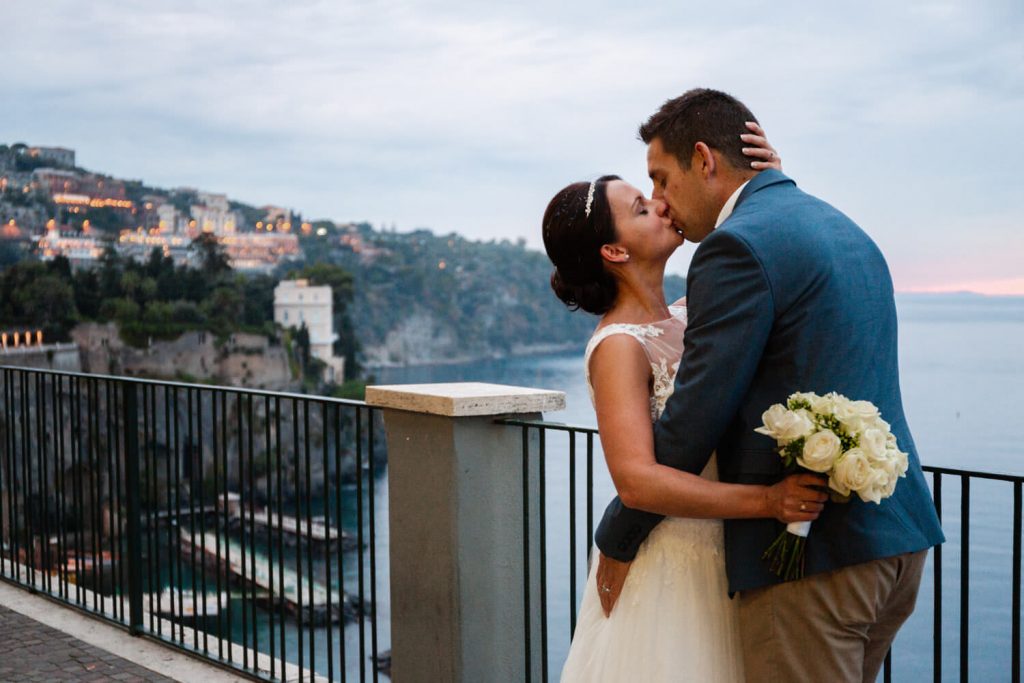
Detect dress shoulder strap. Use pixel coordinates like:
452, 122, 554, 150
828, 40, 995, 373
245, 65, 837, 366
583, 325, 657, 406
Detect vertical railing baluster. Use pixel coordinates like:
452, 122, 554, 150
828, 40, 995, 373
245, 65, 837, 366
934, 472, 943, 683
539, 428, 548, 683
145, 384, 156, 633
293, 398, 305, 682
220, 391, 232, 664
522, 425, 532, 680
187, 389, 198, 650
1013, 480, 1021, 683
238, 393, 249, 668
303, 398, 315, 676
163, 385, 174, 640
247, 394, 259, 667
37, 373, 51, 594
275, 396, 286, 675
123, 381, 143, 635
335, 406, 346, 683
211, 391, 223, 660
568, 430, 577, 639
20, 372, 34, 586
355, 406, 365, 682
109, 382, 124, 622
56, 374, 68, 600
322, 403, 334, 682
369, 407, 380, 683
87, 379, 100, 611
265, 395, 276, 679
1, 369, 12, 579
0, 369, 8, 580
105, 380, 120, 620
586, 432, 594, 558
961, 476, 970, 683
198, 389, 209, 655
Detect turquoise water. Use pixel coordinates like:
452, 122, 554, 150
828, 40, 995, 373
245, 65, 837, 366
376, 293, 1024, 681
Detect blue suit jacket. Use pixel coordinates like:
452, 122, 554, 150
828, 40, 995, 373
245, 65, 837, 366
594, 170, 945, 593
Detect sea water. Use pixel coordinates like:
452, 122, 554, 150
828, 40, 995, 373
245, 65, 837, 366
372, 293, 1024, 681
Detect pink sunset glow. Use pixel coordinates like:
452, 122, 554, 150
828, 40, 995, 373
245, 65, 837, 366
900, 278, 1024, 297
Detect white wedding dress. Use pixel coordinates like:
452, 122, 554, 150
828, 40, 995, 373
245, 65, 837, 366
560, 300, 744, 683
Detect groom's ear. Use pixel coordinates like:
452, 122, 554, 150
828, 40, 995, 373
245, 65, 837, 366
694, 142, 716, 178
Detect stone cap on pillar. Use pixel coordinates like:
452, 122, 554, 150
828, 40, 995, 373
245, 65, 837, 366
365, 382, 565, 417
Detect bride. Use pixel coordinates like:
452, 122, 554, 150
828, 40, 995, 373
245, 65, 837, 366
542, 124, 827, 682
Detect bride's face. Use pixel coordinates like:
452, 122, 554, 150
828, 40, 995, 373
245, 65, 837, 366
603, 180, 683, 265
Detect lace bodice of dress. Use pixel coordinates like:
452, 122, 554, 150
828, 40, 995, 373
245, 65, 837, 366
584, 300, 687, 421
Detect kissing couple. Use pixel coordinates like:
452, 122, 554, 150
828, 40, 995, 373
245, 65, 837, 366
543, 88, 945, 682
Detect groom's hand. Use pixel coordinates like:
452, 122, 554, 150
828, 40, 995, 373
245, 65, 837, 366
596, 552, 631, 617
766, 473, 829, 523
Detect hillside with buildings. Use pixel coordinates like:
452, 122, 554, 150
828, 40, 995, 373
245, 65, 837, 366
0, 141, 684, 377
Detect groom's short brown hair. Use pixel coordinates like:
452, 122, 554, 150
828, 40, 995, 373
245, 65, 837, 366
639, 88, 758, 170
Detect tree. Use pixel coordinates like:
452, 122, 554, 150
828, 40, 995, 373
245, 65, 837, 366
12, 274, 78, 341
200, 286, 244, 335
191, 233, 231, 282
73, 269, 102, 318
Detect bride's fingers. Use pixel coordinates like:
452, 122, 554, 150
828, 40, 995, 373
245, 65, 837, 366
745, 121, 766, 136
741, 145, 775, 159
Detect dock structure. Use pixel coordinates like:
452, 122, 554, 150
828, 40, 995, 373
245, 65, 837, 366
245, 510, 358, 551
145, 588, 228, 624
178, 529, 361, 625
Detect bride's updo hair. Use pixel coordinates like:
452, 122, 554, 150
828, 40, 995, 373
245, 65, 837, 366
542, 175, 621, 315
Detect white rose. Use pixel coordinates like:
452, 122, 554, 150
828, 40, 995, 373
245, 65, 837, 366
813, 392, 841, 415
799, 430, 843, 473
829, 448, 874, 497
835, 399, 881, 432
756, 405, 815, 444
857, 470, 891, 504
860, 428, 889, 462
888, 448, 909, 478
789, 391, 820, 408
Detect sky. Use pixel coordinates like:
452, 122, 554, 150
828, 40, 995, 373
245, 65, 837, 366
3, 0, 1022, 293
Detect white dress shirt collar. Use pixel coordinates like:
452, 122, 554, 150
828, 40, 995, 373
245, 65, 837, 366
714, 180, 751, 229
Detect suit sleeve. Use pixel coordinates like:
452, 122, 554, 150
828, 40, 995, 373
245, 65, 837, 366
595, 229, 776, 561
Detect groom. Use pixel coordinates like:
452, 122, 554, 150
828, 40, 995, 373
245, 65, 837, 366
594, 89, 944, 682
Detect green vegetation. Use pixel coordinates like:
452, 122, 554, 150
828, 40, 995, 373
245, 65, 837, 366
0, 238, 281, 346
289, 224, 686, 361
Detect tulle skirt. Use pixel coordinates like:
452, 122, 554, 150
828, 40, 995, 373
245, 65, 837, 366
560, 516, 744, 682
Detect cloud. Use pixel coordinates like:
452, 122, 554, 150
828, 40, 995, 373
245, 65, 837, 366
2, 0, 1021, 289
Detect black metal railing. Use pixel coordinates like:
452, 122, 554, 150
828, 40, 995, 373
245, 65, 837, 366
0, 366, 389, 682
508, 418, 1024, 683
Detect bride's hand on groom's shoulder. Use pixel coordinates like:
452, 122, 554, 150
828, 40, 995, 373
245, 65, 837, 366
765, 473, 828, 524
596, 552, 631, 618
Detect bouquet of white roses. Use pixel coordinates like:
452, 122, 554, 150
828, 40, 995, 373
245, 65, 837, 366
755, 391, 909, 580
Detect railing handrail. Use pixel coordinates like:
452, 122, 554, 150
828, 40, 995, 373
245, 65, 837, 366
0, 363, 369, 407
500, 416, 1024, 484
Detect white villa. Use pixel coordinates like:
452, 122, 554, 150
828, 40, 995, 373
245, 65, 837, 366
273, 279, 345, 383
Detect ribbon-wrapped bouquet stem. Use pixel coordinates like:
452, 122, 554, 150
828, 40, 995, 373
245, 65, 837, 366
756, 392, 910, 580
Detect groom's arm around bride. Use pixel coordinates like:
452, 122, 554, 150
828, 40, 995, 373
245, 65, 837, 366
594, 89, 944, 682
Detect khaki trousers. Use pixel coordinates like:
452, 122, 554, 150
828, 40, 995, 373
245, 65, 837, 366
738, 549, 928, 683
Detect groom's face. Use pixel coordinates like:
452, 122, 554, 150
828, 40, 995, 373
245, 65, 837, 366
647, 137, 716, 243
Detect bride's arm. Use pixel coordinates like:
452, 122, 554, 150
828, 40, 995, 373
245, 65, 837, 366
590, 335, 824, 520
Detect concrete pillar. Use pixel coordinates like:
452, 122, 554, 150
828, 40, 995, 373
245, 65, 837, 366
366, 382, 565, 683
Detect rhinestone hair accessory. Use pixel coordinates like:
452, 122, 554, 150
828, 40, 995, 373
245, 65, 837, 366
584, 180, 597, 218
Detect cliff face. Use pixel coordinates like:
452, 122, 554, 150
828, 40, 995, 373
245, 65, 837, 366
72, 323, 295, 390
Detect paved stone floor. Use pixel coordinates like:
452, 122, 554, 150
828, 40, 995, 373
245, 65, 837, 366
0, 605, 174, 682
